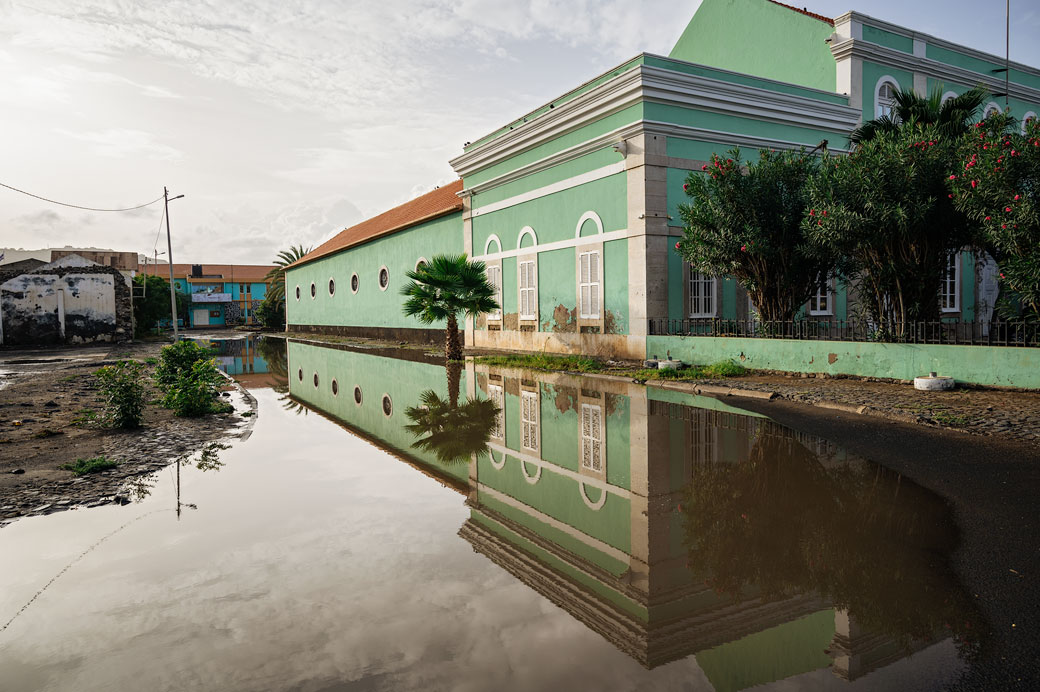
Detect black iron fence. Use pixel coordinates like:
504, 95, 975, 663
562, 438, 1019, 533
648, 318, 1040, 347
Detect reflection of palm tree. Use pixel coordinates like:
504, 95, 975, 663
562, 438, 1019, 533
405, 365, 499, 465
255, 335, 306, 414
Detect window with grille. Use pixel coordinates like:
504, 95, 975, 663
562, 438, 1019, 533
876, 81, 897, 118
689, 271, 715, 317
941, 252, 960, 312
809, 274, 832, 315
521, 390, 539, 452
487, 265, 502, 320
578, 250, 601, 319
518, 260, 537, 320
488, 383, 504, 440
580, 403, 603, 472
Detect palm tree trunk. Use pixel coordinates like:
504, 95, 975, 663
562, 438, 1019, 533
445, 313, 463, 361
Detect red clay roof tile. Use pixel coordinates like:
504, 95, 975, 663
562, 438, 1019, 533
766, 0, 834, 26
142, 264, 276, 282
290, 180, 464, 269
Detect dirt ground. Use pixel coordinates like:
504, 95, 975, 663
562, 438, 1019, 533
0, 339, 250, 520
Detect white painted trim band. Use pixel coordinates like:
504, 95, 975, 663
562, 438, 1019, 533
475, 229, 629, 262
471, 162, 626, 218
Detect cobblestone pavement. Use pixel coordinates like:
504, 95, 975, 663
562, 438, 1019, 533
701, 375, 1040, 447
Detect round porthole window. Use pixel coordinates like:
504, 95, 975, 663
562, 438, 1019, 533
328, 278, 336, 296
378, 266, 389, 291
313, 372, 319, 388
331, 379, 339, 396
297, 368, 303, 382
310, 282, 316, 299
353, 386, 363, 405
351, 273, 359, 294
381, 393, 393, 417
295, 285, 301, 301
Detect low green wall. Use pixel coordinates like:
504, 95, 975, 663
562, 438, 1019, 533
647, 335, 1040, 389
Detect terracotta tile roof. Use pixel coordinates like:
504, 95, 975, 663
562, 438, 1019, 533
142, 264, 276, 282
289, 180, 464, 269
766, 0, 834, 26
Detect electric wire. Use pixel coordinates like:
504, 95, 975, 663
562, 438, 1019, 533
0, 181, 163, 212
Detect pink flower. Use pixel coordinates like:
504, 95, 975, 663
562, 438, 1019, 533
1005, 206, 1012, 212
675, 241, 681, 250
949, 175, 957, 179
985, 216, 991, 221
1002, 224, 1007, 229
740, 245, 747, 252
809, 209, 815, 216
683, 183, 689, 191
1000, 272, 1006, 279
971, 180, 977, 188
948, 193, 954, 198
822, 210, 828, 216
1014, 194, 1020, 201
701, 164, 708, 171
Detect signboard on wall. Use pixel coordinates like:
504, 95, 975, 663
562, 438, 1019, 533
192, 293, 231, 303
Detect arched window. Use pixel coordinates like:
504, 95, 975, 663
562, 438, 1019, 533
1023, 112, 1037, 135
983, 102, 1001, 118
940, 91, 958, 105
875, 78, 899, 119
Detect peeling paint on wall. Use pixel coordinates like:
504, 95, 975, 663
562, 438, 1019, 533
542, 304, 577, 333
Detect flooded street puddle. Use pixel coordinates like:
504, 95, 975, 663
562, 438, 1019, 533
0, 337, 979, 691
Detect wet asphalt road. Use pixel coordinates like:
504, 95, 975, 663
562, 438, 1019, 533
731, 396, 1040, 691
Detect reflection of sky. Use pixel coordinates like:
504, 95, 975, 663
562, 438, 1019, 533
0, 389, 712, 691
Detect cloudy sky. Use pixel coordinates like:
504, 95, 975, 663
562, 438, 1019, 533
2, 0, 1039, 265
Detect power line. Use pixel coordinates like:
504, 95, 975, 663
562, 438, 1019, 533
151, 205, 167, 257
0, 181, 163, 212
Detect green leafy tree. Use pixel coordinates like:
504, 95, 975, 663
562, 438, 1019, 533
677, 148, 833, 322
850, 85, 987, 144
401, 254, 498, 361
805, 125, 976, 336
154, 340, 216, 388
255, 291, 286, 330
950, 113, 1040, 321
263, 244, 312, 302
132, 274, 189, 335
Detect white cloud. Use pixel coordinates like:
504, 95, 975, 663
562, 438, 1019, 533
55, 128, 183, 160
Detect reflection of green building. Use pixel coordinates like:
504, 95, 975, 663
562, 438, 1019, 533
285, 339, 970, 689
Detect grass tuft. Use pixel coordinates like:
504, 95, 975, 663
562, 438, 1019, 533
61, 456, 119, 475
475, 354, 605, 373
632, 360, 747, 381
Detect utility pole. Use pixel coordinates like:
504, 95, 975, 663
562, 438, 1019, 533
164, 187, 185, 338
1005, 0, 1010, 108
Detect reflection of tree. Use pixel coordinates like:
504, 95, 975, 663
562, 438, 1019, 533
256, 336, 306, 415
405, 364, 499, 465
682, 427, 981, 653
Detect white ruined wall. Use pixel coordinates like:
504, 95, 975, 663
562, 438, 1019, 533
1, 272, 117, 345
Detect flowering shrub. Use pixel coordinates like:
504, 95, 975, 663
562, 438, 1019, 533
950, 113, 1040, 320
805, 125, 974, 336
677, 148, 833, 321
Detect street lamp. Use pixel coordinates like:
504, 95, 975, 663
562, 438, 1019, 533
164, 187, 185, 338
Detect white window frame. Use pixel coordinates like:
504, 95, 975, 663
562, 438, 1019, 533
940, 91, 958, 105
578, 250, 601, 319
488, 383, 504, 441
809, 274, 834, 316
518, 259, 537, 320
983, 102, 1001, 118
875, 77, 899, 119
688, 270, 716, 318
378, 265, 390, 292
941, 252, 961, 313
580, 403, 604, 473
486, 264, 502, 321
520, 389, 539, 453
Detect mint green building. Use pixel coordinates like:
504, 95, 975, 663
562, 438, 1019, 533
284, 340, 973, 685
285, 0, 1040, 383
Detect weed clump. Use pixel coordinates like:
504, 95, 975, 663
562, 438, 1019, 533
95, 360, 146, 428
155, 341, 230, 417
62, 456, 119, 475
475, 354, 604, 373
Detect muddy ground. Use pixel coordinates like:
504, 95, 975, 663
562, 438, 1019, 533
0, 340, 253, 522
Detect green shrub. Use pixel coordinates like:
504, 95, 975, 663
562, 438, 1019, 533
154, 340, 215, 388
95, 360, 146, 428
62, 456, 119, 475
704, 360, 747, 377
161, 358, 229, 417
255, 293, 285, 330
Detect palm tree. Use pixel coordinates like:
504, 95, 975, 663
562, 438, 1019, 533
401, 254, 498, 361
264, 244, 312, 302
850, 85, 988, 144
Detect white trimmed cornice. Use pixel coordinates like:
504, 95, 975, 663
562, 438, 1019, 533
831, 37, 1040, 104
642, 121, 851, 155
835, 10, 1040, 84
451, 60, 859, 181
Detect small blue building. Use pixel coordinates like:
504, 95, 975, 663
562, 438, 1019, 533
146, 263, 275, 328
